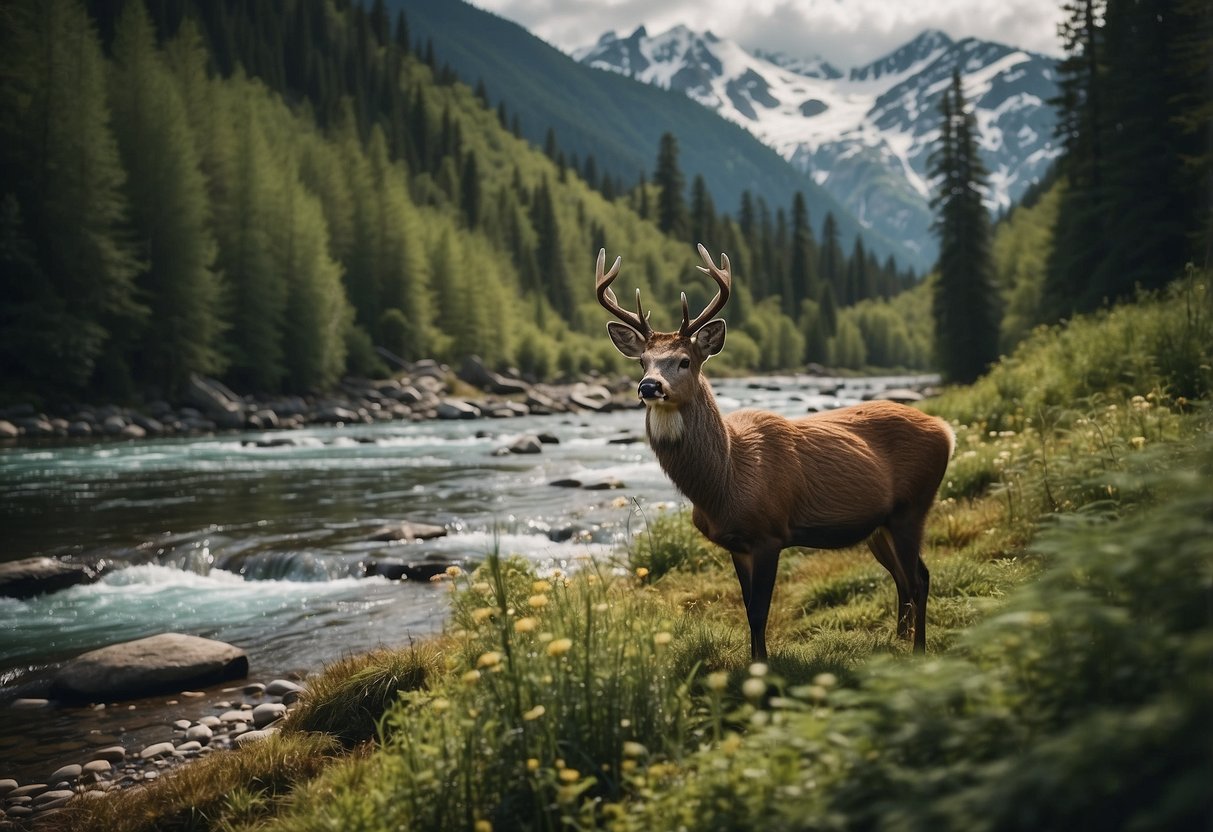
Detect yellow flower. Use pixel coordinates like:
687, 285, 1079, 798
653, 631, 673, 647
471, 607, 494, 624
472, 582, 492, 595
622, 741, 648, 758
514, 616, 539, 633
526, 758, 540, 771
527, 594, 549, 609
474, 821, 492, 832
432, 697, 450, 712
462, 669, 482, 685
523, 705, 546, 721
635, 567, 650, 579
1130, 436, 1146, 449
477, 651, 502, 669
705, 671, 729, 692
721, 733, 743, 755
558, 767, 580, 783
813, 672, 838, 689
531, 579, 552, 593
547, 637, 573, 657
445, 565, 463, 577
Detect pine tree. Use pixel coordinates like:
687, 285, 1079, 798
689, 174, 717, 246
818, 212, 844, 301
788, 192, 818, 314
654, 132, 688, 239
461, 150, 481, 229
0, 0, 144, 394
929, 69, 1000, 384
109, 1, 225, 394
530, 178, 573, 323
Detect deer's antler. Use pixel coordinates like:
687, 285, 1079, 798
680, 243, 732, 336
595, 249, 651, 337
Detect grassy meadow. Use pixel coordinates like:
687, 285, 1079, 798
46, 278, 1212, 832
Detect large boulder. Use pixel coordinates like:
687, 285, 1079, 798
184, 374, 244, 422
0, 557, 96, 599
52, 633, 249, 700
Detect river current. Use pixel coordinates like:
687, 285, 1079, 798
0, 374, 931, 780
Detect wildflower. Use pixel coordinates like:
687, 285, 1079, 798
462, 669, 481, 685
472, 582, 492, 595
813, 672, 838, 689
742, 677, 767, 702
635, 567, 650, 579
527, 594, 549, 609
622, 741, 648, 758
1130, 436, 1146, 449
475, 821, 492, 832
721, 733, 743, 755
526, 758, 540, 771
653, 631, 673, 647
514, 616, 539, 633
559, 767, 580, 783
523, 705, 546, 721
471, 607, 494, 624
477, 651, 502, 669
547, 637, 573, 657
748, 662, 769, 677
532, 579, 552, 593
705, 671, 729, 692
432, 697, 450, 713
446, 565, 463, 577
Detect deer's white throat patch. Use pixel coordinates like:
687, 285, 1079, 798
645, 403, 685, 443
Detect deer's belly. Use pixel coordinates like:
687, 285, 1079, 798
787, 520, 881, 550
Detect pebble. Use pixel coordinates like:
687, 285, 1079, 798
252, 702, 286, 728
185, 724, 213, 743
10, 698, 50, 709
2, 675, 308, 814
48, 764, 81, 783
139, 741, 176, 760
265, 679, 302, 697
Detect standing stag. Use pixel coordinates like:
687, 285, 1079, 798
597, 244, 954, 658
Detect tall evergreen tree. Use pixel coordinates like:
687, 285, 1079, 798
788, 191, 818, 315
108, 1, 225, 394
818, 212, 844, 301
689, 174, 718, 246
929, 69, 1000, 384
653, 132, 688, 239
531, 178, 573, 323
0, 0, 144, 394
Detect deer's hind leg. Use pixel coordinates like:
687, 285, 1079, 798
867, 527, 913, 641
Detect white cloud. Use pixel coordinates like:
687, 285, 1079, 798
468, 0, 1064, 68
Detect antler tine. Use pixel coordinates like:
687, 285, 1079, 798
681, 244, 732, 335
595, 248, 651, 337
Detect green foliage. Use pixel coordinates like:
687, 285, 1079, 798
628, 505, 726, 579
926, 275, 1212, 432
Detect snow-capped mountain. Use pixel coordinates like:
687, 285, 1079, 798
575, 27, 1060, 261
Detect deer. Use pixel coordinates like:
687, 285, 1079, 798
597, 244, 955, 659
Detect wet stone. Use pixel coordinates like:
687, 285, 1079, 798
7, 784, 48, 799
139, 741, 176, 759
48, 764, 81, 783
0, 779, 16, 795
173, 719, 191, 730
93, 745, 126, 762
82, 760, 112, 776
252, 702, 286, 728
34, 789, 74, 805
265, 679, 303, 697
185, 724, 213, 743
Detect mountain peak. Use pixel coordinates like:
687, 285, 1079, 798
849, 28, 954, 82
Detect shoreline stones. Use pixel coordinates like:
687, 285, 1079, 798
0, 360, 646, 445
1, 677, 306, 822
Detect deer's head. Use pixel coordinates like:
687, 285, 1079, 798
597, 244, 732, 412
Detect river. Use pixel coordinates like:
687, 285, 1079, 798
0, 374, 932, 782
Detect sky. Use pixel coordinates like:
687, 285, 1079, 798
467, 0, 1064, 69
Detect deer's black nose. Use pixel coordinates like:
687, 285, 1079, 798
638, 378, 664, 400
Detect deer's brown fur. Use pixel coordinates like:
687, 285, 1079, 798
599, 245, 954, 658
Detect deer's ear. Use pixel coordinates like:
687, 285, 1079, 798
607, 322, 647, 358
693, 319, 726, 358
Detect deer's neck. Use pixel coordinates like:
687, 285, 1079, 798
646, 378, 733, 514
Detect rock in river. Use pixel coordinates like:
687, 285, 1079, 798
0, 556, 96, 599
52, 633, 249, 701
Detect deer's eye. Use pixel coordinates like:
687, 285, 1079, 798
679, 357, 691, 370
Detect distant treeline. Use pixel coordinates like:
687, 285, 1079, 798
0, 0, 922, 405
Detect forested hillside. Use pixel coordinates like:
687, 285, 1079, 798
0, 0, 921, 406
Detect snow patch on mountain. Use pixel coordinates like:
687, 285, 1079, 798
576, 26, 1061, 261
